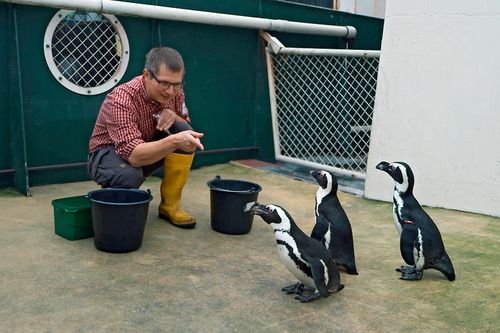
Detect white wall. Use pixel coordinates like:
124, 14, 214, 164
335, 0, 386, 19
364, 0, 500, 217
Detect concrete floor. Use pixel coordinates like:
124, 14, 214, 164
1, 162, 499, 333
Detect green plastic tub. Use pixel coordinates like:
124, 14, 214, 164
52, 195, 94, 241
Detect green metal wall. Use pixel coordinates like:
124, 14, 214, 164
0, 0, 383, 193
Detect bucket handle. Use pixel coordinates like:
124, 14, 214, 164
209, 175, 259, 193
238, 187, 259, 193
207, 175, 222, 183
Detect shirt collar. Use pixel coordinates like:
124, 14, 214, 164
139, 76, 161, 105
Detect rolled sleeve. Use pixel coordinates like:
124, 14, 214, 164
104, 92, 145, 161
120, 138, 144, 161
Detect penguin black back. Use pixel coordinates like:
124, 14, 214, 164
376, 161, 455, 281
310, 170, 358, 275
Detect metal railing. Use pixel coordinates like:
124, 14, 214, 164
263, 33, 380, 179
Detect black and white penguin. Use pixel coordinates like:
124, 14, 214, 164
250, 203, 344, 303
310, 170, 358, 275
376, 161, 455, 281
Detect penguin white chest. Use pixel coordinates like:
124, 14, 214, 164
274, 232, 315, 288
315, 191, 332, 248
323, 229, 332, 249
393, 191, 404, 234
414, 228, 425, 270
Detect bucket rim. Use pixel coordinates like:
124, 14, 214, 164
87, 188, 153, 206
206, 178, 262, 194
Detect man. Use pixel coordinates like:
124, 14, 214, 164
88, 47, 204, 229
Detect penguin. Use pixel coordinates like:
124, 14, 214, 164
376, 161, 455, 281
250, 203, 344, 303
310, 170, 358, 275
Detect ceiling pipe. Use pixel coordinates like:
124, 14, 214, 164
1, 0, 357, 38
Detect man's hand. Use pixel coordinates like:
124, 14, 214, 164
172, 130, 205, 152
156, 108, 178, 132
128, 130, 204, 167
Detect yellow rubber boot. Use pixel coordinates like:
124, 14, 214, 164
158, 153, 196, 229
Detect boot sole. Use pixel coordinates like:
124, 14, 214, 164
158, 212, 196, 229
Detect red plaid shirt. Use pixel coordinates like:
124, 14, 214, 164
88, 75, 189, 160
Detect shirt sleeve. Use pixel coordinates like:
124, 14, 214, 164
103, 91, 145, 161
175, 90, 191, 123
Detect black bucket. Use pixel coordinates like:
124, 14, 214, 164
207, 175, 262, 235
87, 188, 153, 253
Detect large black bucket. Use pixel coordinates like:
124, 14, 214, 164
207, 175, 262, 235
87, 188, 152, 253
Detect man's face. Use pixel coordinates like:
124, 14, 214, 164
143, 63, 184, 104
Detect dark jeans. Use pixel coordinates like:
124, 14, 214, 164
87, 146, 164, 189
87, 121, 193, 188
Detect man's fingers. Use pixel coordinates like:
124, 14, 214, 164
187, 132, 204, 151
156, 109, 176, 131
157, 118, 176, 132
193, 138, 204, 151
188, 130, 204, 138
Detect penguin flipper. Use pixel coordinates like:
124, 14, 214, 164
306, 257, 331, 298
294, 258, 345, 303
399, 222, 418, 266
398, 222, 424, 280
310, 215, 329, 242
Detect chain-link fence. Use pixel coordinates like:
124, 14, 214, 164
265, 36, 380, 179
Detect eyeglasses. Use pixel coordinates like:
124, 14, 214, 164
148, 69, 184, 91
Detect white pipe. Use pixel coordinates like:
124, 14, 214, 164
279, 48, 380, 58
3, 0, 357, 38
276, 155, 367, 180
261, 31, 376, 57
264, 46, 282, 161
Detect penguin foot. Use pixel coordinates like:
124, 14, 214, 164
399, 267, 423, 281
294, 291, 322, 303
396, 265, 415, 274
282, 282, 305, 295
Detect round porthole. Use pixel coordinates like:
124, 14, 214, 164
43, 10, 130, 95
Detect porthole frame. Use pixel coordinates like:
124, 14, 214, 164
43, 9, 130, 96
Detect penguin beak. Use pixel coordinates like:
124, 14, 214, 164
310, 170, 327, 189
310, 170, 321, 178
250, 204, 281, 224
249, 203, 268, 216
376, 161, 390, 172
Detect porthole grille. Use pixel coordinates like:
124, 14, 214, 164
51, 12, 120, 87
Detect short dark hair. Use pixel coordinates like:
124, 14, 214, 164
145, 47, 184, 75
